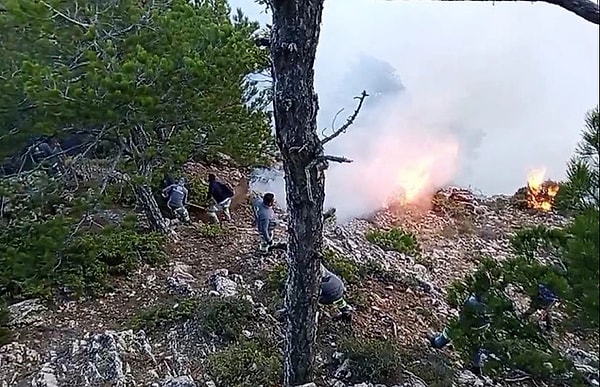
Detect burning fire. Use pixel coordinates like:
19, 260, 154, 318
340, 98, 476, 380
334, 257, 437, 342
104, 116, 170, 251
383, 140, 460, 208
526, 168, 560, 211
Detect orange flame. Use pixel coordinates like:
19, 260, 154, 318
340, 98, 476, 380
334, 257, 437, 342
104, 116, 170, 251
526, 168, 559, 211
385, 140, 460, 208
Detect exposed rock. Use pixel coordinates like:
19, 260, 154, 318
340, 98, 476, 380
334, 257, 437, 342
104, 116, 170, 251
565, 348, 599, 386
0, 342, 41, 366
208, 269, 238, 297
161, 375, 197, 387
167, 262, 196, 296
23, 330, 156, 386
8, 299, 48, 328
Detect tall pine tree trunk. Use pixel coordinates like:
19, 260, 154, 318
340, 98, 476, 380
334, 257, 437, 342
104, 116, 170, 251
271, 1, 326, 385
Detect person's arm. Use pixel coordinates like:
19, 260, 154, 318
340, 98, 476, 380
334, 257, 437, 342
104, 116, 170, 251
162, 185, 173, 196
183, 187, 189, 205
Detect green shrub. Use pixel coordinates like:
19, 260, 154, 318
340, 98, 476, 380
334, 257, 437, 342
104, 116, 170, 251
102, 182, 136, 207
0, 299, 11, 345
562, 209, 599, 331
509, 225, 568, 259
555, 107, 599, 214
195, 223, 225, 238
340, 337, 403, 383
265, 262, 287, 295
129, 297, 202, 331
130, 296, 254, 343
207, 338, 282, 387
446, 258, 577, 381
0, 217, 166, 301
365, 228, 421, 256
183, 173, 209, 205
197, 297, 255, 342
322, 248, 362, 284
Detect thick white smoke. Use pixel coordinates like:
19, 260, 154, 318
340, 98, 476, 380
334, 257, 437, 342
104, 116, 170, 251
232, 0, 600, 222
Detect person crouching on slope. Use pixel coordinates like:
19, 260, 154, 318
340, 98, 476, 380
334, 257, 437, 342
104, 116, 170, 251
320, 263, 355, 321
253, 192, 277, 254
162, 177, 190, 223
206, 173, 234, 224
276, 263, 355, 322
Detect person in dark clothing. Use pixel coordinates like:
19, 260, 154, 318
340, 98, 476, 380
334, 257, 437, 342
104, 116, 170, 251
33, 138, 64, 175
428, 292, 491, 376
253, 192, 277, 253
161, 177, 190, 222
320, 263, 355, 321
276, 263, 354, 322
206, 173, 234, 223
523, 283, 559, 332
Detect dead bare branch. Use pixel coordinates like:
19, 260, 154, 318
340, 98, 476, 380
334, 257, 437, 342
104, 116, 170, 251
41, 0, 91, 29
318, 155, 353, 163
437, 0, 599, 25
320, 90, 369, 146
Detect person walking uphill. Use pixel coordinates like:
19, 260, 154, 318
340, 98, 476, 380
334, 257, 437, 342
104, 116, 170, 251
253, 192, 277, 253
206, 173, 234, 223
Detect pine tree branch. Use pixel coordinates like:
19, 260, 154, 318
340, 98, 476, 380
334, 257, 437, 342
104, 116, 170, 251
320, 90, 369, 146
437, 0, 599, 25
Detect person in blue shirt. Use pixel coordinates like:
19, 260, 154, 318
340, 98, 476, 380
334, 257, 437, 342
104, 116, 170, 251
161, 178, 190, 222
523, 283, 559, 332
253, 192, 277, 253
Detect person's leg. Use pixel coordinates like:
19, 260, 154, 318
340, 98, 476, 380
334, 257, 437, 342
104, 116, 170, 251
470, 348, 486, 376
430, 327, 452, 348
542, 300, 556, 332
259, 229, 274, 253
220, 197, 232, 221
180, 206, 190, 222
167, 203, 176, 218
331, 297, 354, 321
207, 202, 220, 224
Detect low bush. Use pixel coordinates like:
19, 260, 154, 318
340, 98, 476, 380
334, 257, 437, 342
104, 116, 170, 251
365, 227, 421, 256
130, 296, 255, 343
129, 297, 202, 331
339, 337, 403, 383
0, 300, 11, 345
0, 215, 166, 301
322, 248, 363, 284
195, 223, 225, 238
207, 338, 282, 387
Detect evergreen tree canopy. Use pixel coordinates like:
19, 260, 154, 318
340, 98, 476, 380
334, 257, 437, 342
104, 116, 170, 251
0, 0, 273, 177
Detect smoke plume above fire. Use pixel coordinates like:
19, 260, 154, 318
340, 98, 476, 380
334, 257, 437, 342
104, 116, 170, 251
323, 95, 463, 219
233, 0, 599, 222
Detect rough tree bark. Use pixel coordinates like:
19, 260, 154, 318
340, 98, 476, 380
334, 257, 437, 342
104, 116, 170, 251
270, 1, 326, 385
135, 184, 171, 234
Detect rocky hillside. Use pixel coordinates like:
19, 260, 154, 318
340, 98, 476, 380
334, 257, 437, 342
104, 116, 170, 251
0, 163, 597, 387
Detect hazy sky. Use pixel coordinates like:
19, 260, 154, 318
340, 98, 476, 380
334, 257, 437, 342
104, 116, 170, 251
233, 0, 599, 220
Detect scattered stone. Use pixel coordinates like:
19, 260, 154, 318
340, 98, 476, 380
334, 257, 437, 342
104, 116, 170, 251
8, 299, 48, 328
167, 262, 196, 296
208, 269, 238, 297
161, 375, 197, 387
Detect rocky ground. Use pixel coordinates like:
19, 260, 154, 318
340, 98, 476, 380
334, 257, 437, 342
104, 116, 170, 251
1, 163, 598, 387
